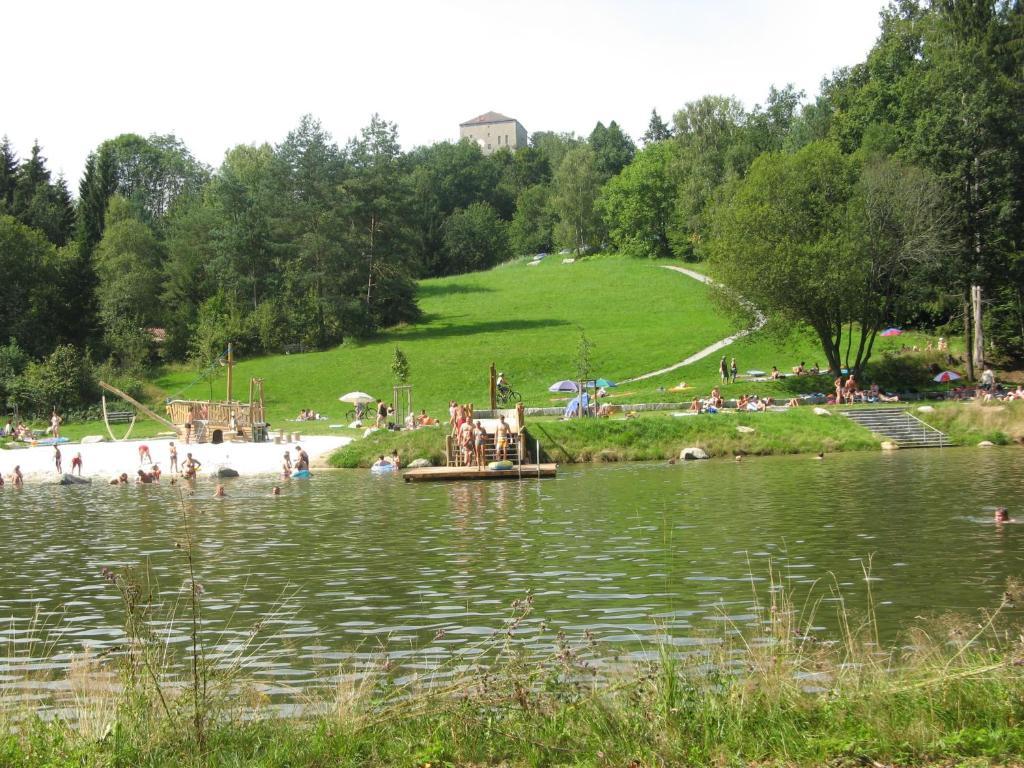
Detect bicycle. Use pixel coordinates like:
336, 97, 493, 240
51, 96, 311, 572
496, 385, 522, 405
343, 406, 368, 422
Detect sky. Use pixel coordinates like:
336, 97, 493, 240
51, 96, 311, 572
6, 0, 887, 186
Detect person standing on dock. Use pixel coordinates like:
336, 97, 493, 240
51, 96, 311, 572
495, 415, 510, 461
473, 421, 488, 469
459, 418, 473, 466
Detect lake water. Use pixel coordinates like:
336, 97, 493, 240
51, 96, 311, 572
1, 448, 1021, 697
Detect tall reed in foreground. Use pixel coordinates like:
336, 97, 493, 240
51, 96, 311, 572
1, 545, 1021, 767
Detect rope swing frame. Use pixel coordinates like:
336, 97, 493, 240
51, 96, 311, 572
101, 394, 137, 442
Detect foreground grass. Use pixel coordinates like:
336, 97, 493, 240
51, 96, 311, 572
3, 577, 1022, 768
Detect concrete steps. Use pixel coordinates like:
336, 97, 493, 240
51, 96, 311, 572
841, 408, 952, 448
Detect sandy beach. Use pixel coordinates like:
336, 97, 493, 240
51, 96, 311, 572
0, 435, 352, 483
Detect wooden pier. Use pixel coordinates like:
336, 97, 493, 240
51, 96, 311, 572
403, 464, 558, 482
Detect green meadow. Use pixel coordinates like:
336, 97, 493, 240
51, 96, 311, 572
156, 254, 739, 429
6, 254, 959, 447
154, 254, 943, 429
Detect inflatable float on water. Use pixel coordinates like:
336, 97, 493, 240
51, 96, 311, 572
291, 469, 312, 479
370, 462, 397, 474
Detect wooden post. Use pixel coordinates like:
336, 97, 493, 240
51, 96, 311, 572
489, 363, 497, 411
972, 285, 984, 372
226, 343, 234, 403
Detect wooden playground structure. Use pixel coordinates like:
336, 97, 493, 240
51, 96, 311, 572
100, 344, 268, 444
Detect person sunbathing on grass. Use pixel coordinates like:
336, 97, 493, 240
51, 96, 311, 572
709, 388, 724, 409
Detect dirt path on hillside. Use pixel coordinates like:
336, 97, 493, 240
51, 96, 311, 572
619, 265, 765, 384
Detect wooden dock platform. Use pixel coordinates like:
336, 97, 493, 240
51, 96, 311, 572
403, 464, 558, 482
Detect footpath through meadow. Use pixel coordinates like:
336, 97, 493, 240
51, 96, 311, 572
620, 266, 766, 384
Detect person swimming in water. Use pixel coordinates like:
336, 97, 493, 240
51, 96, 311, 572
214, 484, 226, 498
995, 506, 1014, 523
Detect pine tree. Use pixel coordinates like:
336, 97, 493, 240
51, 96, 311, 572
68, 146, 117, 346
76, 146, 118, 253
0, 136, 17, 211
12, 141, 50, 219
642, 109, 673, 145
53, 176, 76, 246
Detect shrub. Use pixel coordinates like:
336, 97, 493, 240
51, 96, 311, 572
8, 344, 98, 416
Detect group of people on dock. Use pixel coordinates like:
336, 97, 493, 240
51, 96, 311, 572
449, 403, 512, 468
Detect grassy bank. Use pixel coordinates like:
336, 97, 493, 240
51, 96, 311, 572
326, 408, 883, 468
327, 401, 1024, 468
3, 570, 1022, 768
919, 400, 1024, 446
527, 408, 882, 462
328, 426, 449, 468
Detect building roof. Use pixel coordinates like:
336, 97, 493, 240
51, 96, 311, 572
460, 111, 518, 127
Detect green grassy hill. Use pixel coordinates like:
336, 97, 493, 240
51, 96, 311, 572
156, 254, 741, 430
36, 253, 952, 443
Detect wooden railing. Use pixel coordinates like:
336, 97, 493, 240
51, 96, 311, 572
165, 400, 264, 427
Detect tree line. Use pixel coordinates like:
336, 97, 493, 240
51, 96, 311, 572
0, 0, 1020, 415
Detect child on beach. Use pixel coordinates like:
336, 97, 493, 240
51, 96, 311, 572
138, 444, 152, 466
71, 453, 82, 476
169, 442, 178, 473
53, 445, 62, 474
